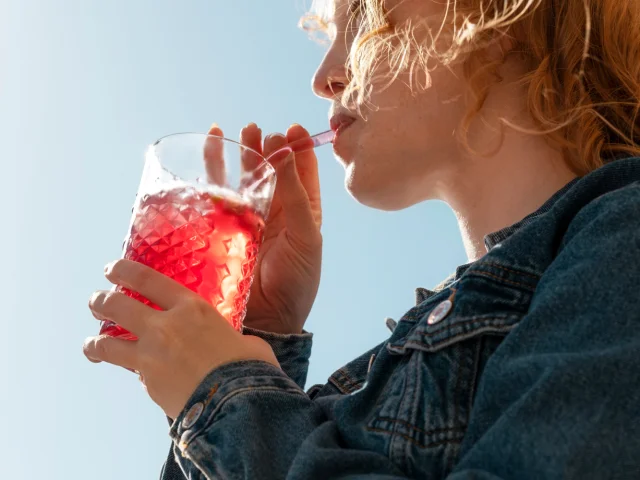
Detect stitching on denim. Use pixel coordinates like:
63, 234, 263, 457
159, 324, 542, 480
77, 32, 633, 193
333, 368, 364, 390
341, 368, 363, 387
453, 347, 463, 444
365, 427, 463, 449
469, 337, 483, 415
373, 417, 467, 437
329, 375, 363, 394
389, 353, 413, 466
399, 324, 515, 353
389, 320, 516, 352
467, 271, 537, 291
421, 315, 519, 337
476, 262, 541, 280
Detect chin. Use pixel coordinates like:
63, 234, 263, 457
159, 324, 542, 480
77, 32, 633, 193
344, 165, 415, 212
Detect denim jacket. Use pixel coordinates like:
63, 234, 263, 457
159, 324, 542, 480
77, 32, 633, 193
161, 157, 640, 480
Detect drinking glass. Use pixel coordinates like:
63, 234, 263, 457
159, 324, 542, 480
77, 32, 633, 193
99, 133, 276, 340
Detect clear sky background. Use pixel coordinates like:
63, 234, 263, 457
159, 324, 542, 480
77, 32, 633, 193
0, 1, 466, 478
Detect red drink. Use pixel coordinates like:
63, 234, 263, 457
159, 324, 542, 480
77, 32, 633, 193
100, 186, 265, 339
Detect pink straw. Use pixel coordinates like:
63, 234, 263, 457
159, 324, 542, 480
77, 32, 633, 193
266, 130, 335, 160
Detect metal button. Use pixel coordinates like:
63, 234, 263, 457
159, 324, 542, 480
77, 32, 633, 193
427, 300, 453, 325
182, 402, 204, 430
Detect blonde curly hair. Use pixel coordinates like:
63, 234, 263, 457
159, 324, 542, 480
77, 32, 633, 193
301, 0, 640, 175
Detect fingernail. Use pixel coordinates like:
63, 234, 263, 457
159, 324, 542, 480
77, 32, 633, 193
289, 123, 300, 129
264, 133, 285, 144
210, 122, 220, 130
245, 122, 258, 129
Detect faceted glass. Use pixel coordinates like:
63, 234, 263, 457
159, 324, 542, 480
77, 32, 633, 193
99, 133, 276, 339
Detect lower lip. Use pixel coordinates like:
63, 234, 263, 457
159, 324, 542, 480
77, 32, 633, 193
333, 120, 356, 142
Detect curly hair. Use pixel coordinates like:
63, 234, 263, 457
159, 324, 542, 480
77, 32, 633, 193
301, 0, 640, 175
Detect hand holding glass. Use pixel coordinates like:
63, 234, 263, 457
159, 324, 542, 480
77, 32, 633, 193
99, 130, 333, 339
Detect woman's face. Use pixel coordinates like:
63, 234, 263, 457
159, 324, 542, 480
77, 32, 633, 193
313, 0, 469, 210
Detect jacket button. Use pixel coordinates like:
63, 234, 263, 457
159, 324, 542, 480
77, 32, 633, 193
182, 402, 204, 430
428, 300, 453, 325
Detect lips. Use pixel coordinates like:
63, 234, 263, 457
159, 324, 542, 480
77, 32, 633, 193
330, 113, 356, 134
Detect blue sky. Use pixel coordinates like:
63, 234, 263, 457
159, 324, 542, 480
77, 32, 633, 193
1, 1, 466, 478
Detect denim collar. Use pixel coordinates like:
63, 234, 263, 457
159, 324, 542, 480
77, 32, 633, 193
415, 176, 582, 304
483, 177, 581, 252
415, 157, 640, 304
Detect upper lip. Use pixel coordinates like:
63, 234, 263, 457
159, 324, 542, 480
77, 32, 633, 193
329, 112, 357, 132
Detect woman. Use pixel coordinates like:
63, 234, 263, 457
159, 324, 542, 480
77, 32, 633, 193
84, 0, 640, 478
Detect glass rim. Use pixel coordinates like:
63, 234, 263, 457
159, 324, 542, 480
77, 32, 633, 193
151, 131, 275, 176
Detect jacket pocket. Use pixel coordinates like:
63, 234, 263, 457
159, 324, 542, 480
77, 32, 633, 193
365, 268, 535, 477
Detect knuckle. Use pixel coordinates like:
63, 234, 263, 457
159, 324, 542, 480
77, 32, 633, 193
151, 321, 173, 347
172, 297, 213, 325
101, 291, 118, 310
90, 290, 119, 316
89, 290, 110, 310
88, 291, 102, 308
109, 259, 151, 291
135, 270, 151, 289
186, 297, 211, 317
128, 265, 150, 291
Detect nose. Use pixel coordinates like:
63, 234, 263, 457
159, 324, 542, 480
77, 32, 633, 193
312, 51, 349, 100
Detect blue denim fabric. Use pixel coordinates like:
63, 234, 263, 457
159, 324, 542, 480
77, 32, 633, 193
161, 157, 640, 479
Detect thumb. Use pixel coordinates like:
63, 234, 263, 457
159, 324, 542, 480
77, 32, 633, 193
275, 150, 321, 250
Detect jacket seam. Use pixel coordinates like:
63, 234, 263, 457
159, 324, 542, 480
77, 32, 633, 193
420, 315, 521, 337
373, 417, 467, 437
476, 262, 541, 280
465, 271, 537, 291
365, 427, 464, 449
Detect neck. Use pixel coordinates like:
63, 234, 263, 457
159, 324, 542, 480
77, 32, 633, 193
435, 65, 578, 262
443, 143, 577, 262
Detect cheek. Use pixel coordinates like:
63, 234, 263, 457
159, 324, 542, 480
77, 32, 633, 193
359, 109, 428, 164
371, 62, 465, 135
351, 132, 415, 189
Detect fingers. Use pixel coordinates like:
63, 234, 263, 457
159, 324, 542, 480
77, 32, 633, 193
263, 132, 288, 162
88, 290, 155, 336
240, 123, 262, 153
286, 125, 321, 216
104, 259, 197, 310
275, 151, 320, 249
239, 123, 266, 186
204, 123, 226, 186
83, 335, 139, 370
